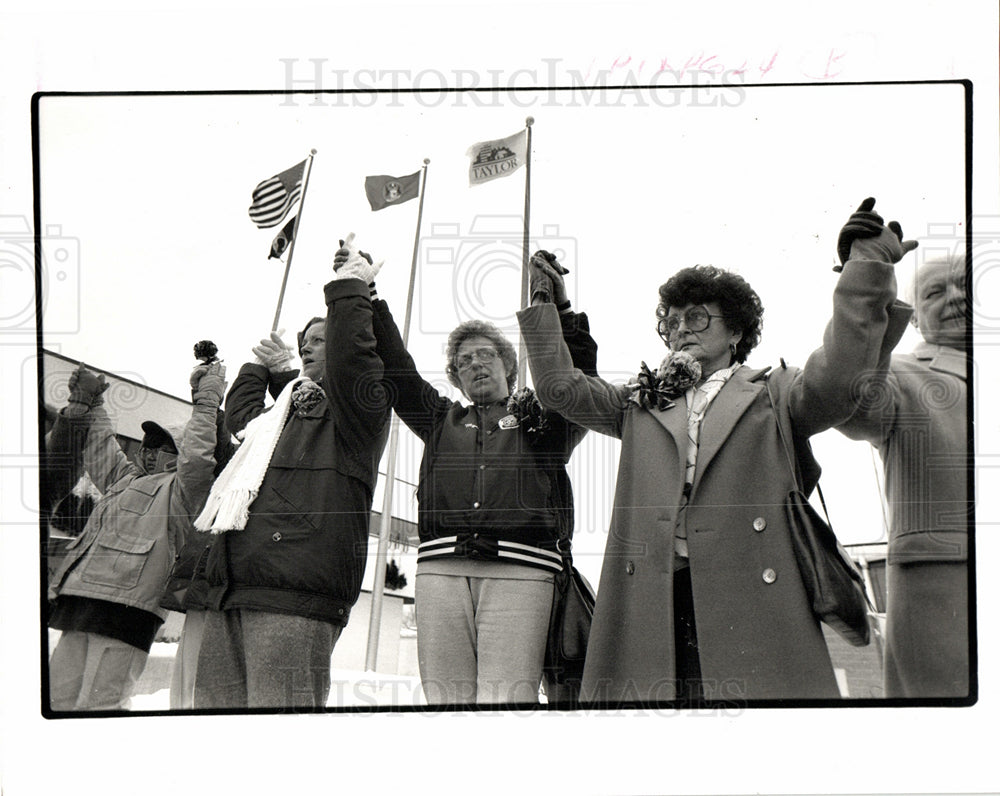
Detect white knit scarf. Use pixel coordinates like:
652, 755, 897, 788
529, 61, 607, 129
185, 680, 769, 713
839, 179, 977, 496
194, 377, 302, 533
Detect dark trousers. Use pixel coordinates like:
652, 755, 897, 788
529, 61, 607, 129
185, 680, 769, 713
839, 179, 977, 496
673, 566, 703, 700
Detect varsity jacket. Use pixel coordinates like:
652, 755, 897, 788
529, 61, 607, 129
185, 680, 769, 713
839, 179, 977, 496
371, 298, 598, 573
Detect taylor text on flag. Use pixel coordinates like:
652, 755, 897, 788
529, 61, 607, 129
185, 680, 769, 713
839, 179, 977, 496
466, 130, 527, 186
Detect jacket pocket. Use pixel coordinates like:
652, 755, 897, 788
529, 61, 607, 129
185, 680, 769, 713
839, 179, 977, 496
117, 482, 159, 515
266, 484, 318, 538
80, 531, 156, 589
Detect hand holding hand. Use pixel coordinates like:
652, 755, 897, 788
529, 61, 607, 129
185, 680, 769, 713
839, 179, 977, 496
191, 360, 228, 406
333, 232, 383, 285
836, 197, 918, 270
530, 250, 570, 306
67, 365, 110, 408
252, 329, 295, 372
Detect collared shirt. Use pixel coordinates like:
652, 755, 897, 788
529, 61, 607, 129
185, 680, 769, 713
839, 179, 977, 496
675, 363, 742, 562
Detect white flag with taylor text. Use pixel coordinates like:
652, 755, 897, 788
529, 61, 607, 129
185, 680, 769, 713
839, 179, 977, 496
466, 129, 527, 186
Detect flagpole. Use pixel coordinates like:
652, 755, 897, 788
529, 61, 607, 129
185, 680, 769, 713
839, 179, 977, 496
271, 149, 317, 332
365, 159, 430, 672
517, 117, 534, 390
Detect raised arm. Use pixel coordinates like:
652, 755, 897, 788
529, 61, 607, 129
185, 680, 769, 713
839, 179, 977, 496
171, 360, 227, 523
321, 276, 390, 447
518, 302, 627, 439
55, 366, 139, 493
370, 296, 453, 439
789, 199, 916, 438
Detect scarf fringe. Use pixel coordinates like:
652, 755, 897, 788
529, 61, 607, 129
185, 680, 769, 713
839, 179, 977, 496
193, 377, 302, 533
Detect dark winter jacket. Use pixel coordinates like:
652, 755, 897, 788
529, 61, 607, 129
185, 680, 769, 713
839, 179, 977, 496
203, 278, 391, 626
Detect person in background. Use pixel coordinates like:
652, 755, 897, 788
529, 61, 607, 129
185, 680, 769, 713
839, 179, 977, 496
192, 239, 390, 710
518, 199, 916, 703
47, 359, 226, 711
838, 253, 969, 698
369, 244, 598, 705
160, 408, 237, 710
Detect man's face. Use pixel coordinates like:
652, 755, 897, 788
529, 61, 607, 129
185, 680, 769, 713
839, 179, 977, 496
455, 335, 510, 404
299, 321, 326, 381
138, 445, 177, 475
915, 259, 966, 348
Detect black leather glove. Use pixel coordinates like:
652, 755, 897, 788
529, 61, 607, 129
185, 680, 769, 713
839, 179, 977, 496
530, 250, 570, 306
835, 197, 916, 270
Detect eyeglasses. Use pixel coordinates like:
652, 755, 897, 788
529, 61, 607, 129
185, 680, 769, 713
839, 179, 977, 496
656, 305, 726, 342
455, 347, 500, 371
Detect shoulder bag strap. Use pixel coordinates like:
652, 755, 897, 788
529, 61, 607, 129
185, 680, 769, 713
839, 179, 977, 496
763, 375, 836, 531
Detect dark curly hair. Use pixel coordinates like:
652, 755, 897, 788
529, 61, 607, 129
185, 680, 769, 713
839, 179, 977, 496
444, 319, 518, 396
657, 265, 764, 364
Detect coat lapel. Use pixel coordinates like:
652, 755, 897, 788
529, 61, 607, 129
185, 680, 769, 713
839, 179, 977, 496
693, 367, 767, 483
644, 397, 689, 473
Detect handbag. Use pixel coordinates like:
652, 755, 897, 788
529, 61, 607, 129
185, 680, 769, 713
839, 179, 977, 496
766, 378, 873, 647
543, 538, 596, 706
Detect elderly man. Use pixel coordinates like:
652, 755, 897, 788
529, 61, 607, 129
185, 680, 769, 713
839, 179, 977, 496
840, 254, 969, 698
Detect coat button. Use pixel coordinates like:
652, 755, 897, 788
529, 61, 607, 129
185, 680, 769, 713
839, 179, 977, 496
473, 501, 481, 509
479, 464, 486, 470
762, 568, 777, 584
626, 560, 635, 575
272, 532, 282, 542
753, 517, 767, 532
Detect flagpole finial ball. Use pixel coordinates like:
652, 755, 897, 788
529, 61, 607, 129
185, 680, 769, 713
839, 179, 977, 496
311, 148, 318, 155
424, 158, 430, 165
525, 117, 534, 126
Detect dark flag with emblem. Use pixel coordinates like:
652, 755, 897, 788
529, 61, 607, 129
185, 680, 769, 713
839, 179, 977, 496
364, 172, 420, 211
268, 215, 298, 260
466, 130, 528, 186
248, 160, 306, 228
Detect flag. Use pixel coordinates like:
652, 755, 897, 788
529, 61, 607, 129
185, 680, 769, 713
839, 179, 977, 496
268, 215, 297, 260
466, 129, 528, 186
364, 172, 420, 211
248, 160, 306, 228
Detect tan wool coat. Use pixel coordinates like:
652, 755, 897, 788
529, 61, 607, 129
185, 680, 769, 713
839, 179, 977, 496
518, 258, 910, 703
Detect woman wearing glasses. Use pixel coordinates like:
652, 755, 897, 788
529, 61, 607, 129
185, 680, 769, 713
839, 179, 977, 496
364, 244, 598, 705
518, 200, 917, 702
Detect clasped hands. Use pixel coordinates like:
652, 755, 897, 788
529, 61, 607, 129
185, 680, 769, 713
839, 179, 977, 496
528, 249, 570, 306
836, 197, 919, 270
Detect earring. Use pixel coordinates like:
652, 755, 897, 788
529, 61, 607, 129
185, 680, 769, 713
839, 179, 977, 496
729, 342, 737, 356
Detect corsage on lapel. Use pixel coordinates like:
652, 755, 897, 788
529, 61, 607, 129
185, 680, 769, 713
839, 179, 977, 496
291, 378, 325, 415
630, 350, 702, 411
505, 387, 551, 441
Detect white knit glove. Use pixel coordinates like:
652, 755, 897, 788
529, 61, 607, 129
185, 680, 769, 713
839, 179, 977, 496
252, 329, 296, 372
332, 232, 383, 284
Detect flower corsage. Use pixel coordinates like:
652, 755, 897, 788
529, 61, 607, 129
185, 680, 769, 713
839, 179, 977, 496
505, 387, 551, 441
630, 350, 702, 411
292, 378, 325, 414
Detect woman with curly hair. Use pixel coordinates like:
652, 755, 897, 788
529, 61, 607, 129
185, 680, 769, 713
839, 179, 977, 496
363, 243, 599, 705
519, 200, 917, 703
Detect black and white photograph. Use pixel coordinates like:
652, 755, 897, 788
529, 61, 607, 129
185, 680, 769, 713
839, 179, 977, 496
2, 3, 998, 795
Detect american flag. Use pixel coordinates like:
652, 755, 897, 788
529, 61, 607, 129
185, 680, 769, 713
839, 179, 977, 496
247, 160, 306, 228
